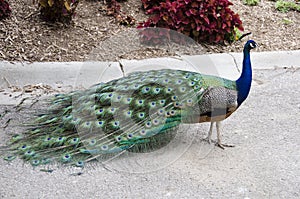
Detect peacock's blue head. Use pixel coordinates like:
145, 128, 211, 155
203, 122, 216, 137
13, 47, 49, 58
244, 40, 257, 51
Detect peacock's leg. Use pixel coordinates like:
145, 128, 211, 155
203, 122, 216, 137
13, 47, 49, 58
216, 121, 234, 149
206, 122, 214, 144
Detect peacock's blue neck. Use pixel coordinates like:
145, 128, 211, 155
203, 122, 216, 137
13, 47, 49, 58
236, 48, 252, 106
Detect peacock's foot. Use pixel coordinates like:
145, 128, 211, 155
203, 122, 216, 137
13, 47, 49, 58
203, 136, 212, 144
203, 137, 234, 149
216, 142, 235, 150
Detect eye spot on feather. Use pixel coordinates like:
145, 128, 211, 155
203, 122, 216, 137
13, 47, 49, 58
152, 119, 159, 125
137, 112, 145, 119
159, 100, 166, 105
122, 97, 131, 104
189, 81, 195, 86
140, 130, 147, 136
25, 150, 34, 156
109, 108, 117, 114
187, 99, 193, 106
75, 161, 84, 167
125, 110, 132, 117
110, 121, 120, 129
70, 137, 80, 145
194, 85, 200, 89
165, 111, 171, 117
176, 79, 183, 84
89, 139, 96, 146
101, 145, 108, 151
174, 102, 184, 108
63, 115, 72, 120
145, 121, 152, 128
4, 155, 16, 161
158, 109, 165, 115
115, 136, 122, 142
170, 110, 176, 116
31, 160, 40, 166
127, 133, 133, 139
149, 101, 156, 108
179, 87, 186, 93
62, 154, 72, 162
136, 99, 144, 106
142, 87, 150, 93
165, 87, 173, 94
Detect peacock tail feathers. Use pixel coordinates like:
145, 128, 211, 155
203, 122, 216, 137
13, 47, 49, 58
1, 69, 236, 167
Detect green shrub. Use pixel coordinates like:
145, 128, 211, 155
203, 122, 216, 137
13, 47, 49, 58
243, 0, 259, 6
275, 0, 300, 13
38, 0, 80, 23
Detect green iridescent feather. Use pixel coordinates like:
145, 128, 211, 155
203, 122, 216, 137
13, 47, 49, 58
1, 69, 235, 167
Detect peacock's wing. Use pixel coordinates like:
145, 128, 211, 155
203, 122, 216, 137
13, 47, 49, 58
192, 75, 238, 122
2, 69, 228, 167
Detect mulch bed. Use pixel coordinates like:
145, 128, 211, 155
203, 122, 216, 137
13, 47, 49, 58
0, 0, 299, 62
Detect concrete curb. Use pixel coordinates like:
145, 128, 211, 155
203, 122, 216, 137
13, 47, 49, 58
1, 50, 299, 86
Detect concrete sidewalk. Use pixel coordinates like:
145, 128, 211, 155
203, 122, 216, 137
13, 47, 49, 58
1, 50, 299, 87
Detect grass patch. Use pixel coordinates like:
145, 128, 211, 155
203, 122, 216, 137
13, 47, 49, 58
275, 0, 300, 13
243, 0, 259, 6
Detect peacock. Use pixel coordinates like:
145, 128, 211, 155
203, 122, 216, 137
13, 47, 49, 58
1, 40, 257, 168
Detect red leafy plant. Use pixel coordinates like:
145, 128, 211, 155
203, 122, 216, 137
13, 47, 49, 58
0, 0, 11, 20
106, 0, 135, 25
38, 0, 79, 23
139, 0, 244, 44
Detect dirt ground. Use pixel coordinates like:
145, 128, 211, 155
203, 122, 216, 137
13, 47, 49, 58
0, 0, 299, 62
